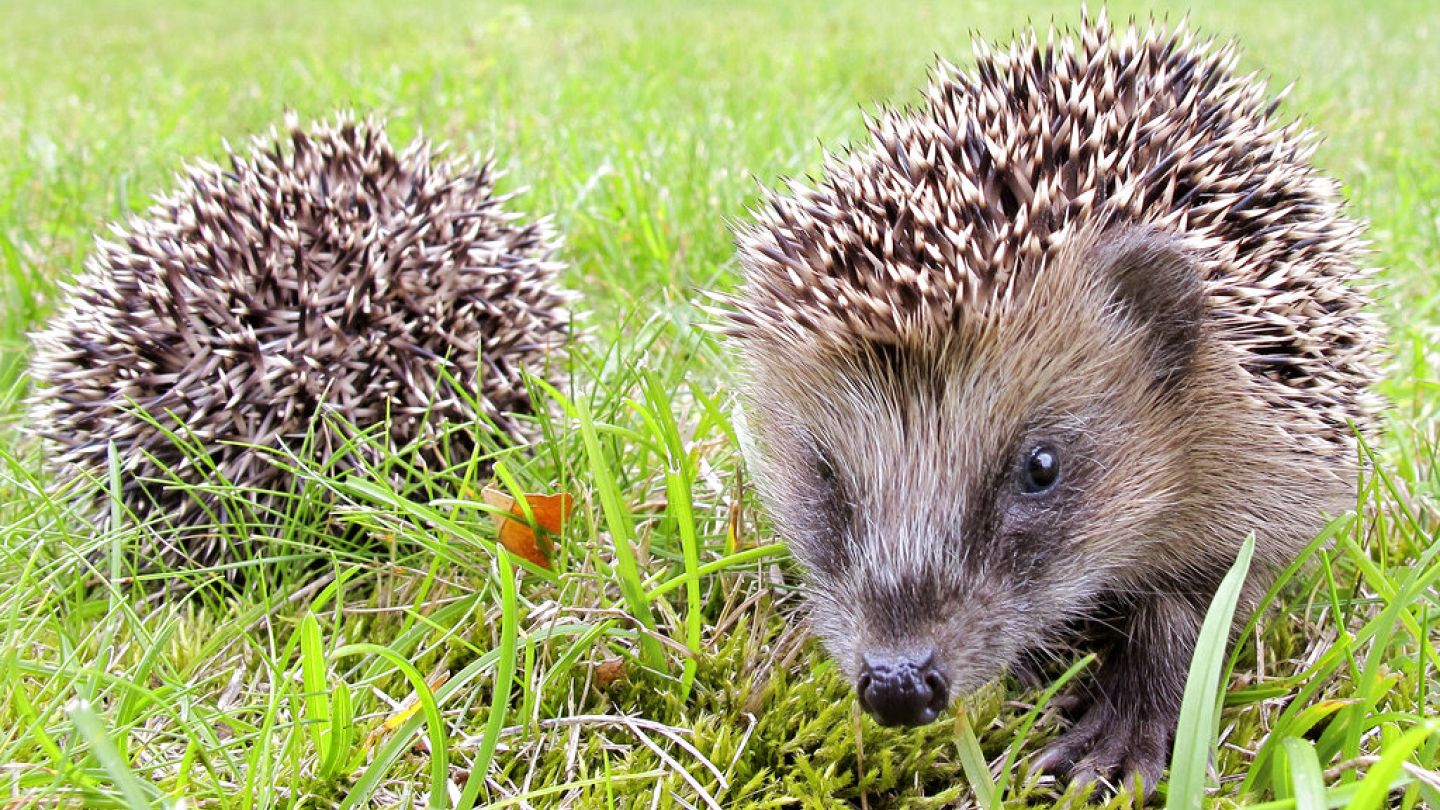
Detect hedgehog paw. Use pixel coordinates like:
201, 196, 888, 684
1032, 701, 1169, 799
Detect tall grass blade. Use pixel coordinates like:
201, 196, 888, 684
955, 709, 995, 808
457, 551, 520, 810
637, 370, 702, 697
1282, 736, 1328, 810
67, 698, 163, 809
1165, 534, 1255, 810
572, 395, 664, 669
299, 613, 333, 768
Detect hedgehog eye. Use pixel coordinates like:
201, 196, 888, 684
1019, 444, 1061, 494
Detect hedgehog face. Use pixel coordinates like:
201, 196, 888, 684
735, 227, 1209, 725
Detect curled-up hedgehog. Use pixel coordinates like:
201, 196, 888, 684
28, 112, 570, 566
721, 13, 1383, 794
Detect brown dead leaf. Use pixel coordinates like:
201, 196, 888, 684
481, 485, 575, 569
595, 657, 627, 688
726, 467, 747, 554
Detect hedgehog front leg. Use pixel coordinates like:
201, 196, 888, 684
1031, 591, 1205, 797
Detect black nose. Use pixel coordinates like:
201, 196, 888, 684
857, 649, 949, 727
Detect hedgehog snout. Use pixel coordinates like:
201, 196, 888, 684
856, 648, 950, 727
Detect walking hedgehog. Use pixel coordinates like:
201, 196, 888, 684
720, 14, 1383, 794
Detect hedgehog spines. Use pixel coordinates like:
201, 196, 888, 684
28, 111, 570, 564
726, 12, 1382, 454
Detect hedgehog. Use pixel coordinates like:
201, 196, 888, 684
28, 112, 570, 566
720, 13, 1383, 795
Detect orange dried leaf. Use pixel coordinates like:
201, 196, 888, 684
595, 657, 627, 688
481, 485, 575, 569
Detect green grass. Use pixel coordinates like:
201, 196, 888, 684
1, 0, 1437, 807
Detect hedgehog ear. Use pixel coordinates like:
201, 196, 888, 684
1094, 226, 1206, 389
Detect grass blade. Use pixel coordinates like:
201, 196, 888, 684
333, 643, 450, 810
637, 370, 703, 697
457, 551, 521, 810
572, 395, 664, 669
1165, 534, 1256, 810
66, 698, 163, 809
994, 653, 1096, 804
1282, 736, 1328, 810
645, 543, 789, 599
1344, 719, 1439, 810
298, 613, 333, 769
955, 709, 995, 808
320, 679, 355, 779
